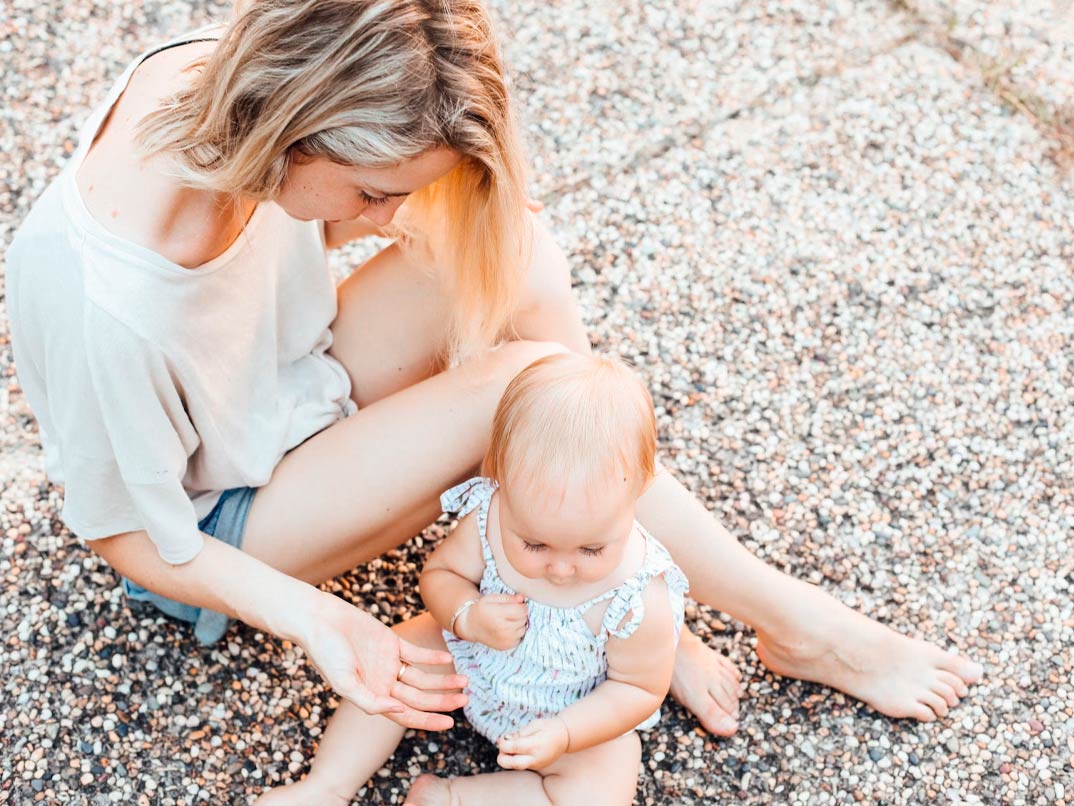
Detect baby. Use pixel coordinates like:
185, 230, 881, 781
265, 352, 688, 805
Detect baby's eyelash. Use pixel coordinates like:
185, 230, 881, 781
580, 547, 604, 557
359, 191, 389, 207
522, 541, 546, 553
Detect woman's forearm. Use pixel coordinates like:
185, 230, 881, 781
89, 529, 324, 643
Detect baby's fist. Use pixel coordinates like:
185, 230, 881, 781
497, 717, 570, 770
458, 593, 528, 650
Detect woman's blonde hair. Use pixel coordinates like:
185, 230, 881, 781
136, 0, 530, 359
483, 353, 658, 496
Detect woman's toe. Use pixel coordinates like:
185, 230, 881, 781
920, 690, 949, 719
933, 681, 960, 708
939, 652, 983, 684
908, 701, 938, 722
937, 670, 969, 698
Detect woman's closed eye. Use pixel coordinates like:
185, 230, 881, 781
359, 191, 390, 207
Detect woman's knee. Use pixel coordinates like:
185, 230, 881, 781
523, 214, 573, 307
483, 339, 569, 387
510, 215, 591, 351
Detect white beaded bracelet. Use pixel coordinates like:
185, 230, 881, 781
449, 597, 479, 638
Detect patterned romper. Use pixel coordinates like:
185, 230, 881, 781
440, 477, 690, 743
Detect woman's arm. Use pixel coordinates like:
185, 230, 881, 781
497, 576, 677, 769
90, 530, 466, 730
91, 528, 321, 640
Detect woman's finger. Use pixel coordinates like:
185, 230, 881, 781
387, 705, 456, 732
391, 682, 469, 713
525, 198, 544, 213
398, 639, 455, 667
335, 679, 405, 716
395, 664, 467, 692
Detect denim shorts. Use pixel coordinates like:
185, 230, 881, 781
122, 486, 257, 646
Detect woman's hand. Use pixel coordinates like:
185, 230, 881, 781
496, 717, 571, 770
299, 592, 468, 731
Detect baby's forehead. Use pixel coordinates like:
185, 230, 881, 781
501, 472, 635, 542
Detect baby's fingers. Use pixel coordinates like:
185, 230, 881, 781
497, 751, 537, 770
498, 732, 537, 754
484, 593, 526, 605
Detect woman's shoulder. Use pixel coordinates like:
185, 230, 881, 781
75, 38, 237, 270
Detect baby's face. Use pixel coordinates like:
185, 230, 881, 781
496, 472, 639, 587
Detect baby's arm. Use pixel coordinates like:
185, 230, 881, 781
419, 513, 528, 650
497, 575, 677, 770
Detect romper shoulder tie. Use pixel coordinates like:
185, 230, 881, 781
600, 535, 690, 641
440, 476, 498, 518
440, 476, 499, 568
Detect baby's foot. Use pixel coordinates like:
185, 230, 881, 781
404, 774, 453, 806
755, 586, 983, 721
669, 629, 742, 736
254, 776, 351, 806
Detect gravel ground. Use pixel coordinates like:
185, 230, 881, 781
2, 1, 1073, 803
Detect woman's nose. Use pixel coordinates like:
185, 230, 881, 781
362, 198, 403, 227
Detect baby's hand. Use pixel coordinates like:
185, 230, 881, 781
457, 593, 528, 650
496, 717, 571, 770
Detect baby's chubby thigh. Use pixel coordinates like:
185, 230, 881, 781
540, 731, 642, 806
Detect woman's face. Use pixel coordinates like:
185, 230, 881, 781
274, 146, 461, 226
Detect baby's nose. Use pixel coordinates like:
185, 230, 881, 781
548, 559, 574, 577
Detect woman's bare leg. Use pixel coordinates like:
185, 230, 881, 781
636, 471, 983, 722
240, 335, 563, 585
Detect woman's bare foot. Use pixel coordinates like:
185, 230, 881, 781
669, 629, 743, 736
755, 585, 983, 722
254, 776, 351, 806
405, 773, 453, 806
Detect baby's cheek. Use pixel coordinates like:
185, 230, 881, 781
503, 547, 540, 579
581, 559, 616, 583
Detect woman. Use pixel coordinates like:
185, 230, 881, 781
6, 0, 980, 747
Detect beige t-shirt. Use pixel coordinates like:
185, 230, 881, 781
6, 34, 356, 564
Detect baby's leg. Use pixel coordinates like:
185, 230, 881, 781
406, 732, 641, 806
257, 613, 454, 805
539, 732, 641, 806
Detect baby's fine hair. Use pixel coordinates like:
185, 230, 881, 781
483, 353, 658, 494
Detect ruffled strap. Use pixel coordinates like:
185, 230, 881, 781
440, 476, 496, 518
440, 476, 498, 566
600, 533, 689, 641
601, 575, 648, 640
